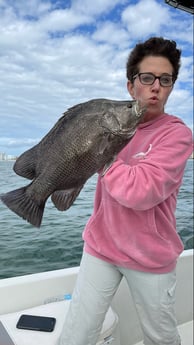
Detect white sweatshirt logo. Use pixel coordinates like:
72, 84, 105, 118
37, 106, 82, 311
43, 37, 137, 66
133, 144, 152, 159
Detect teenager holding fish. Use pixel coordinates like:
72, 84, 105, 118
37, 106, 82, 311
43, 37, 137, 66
59, 37, 193, 345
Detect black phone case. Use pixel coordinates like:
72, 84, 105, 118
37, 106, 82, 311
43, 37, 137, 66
16, 314, 56, 332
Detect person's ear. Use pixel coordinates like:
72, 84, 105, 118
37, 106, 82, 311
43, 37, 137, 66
127, 80, 135, 99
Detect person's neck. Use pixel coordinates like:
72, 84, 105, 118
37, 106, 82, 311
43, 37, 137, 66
141, 111, 163, 123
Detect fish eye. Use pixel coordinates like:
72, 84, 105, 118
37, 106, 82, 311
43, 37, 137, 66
127, 103, 133, 108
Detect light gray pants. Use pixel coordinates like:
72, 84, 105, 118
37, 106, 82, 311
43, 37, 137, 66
59, 252, 181, 345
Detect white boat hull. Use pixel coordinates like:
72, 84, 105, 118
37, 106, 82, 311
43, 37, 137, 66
0, 249, 193, 345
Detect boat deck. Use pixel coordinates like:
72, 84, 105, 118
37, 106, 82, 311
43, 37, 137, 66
0, 250, 193, 345
0, 298, 193, 345
135, 320, 193, 345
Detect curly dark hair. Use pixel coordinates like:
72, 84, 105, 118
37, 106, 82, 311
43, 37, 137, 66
126, 37, 181, 83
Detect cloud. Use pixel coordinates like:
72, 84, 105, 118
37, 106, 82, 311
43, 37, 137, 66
0, 0, 193, 156
122, 0, 170, 38
39, 7, 92, 33
0, 137, 39, 147
166, 86, 193, 126
71, 0, 127, 16
92, 21, 129, 48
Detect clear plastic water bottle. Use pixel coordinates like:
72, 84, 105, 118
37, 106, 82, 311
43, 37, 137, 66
44, 293, 72, 304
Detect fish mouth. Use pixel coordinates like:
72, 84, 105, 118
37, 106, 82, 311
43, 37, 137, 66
132, 101, 146, 118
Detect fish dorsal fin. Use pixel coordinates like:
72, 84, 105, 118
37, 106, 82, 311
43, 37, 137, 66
51, 186, 83, 211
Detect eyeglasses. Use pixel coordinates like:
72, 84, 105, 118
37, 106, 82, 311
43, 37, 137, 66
133, 73, 174, 87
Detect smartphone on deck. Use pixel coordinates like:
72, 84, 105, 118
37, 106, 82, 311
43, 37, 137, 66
16, 314, 56, 332
0, 321, 15, 345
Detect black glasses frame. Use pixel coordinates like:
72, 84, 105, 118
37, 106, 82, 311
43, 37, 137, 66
133, 73, 175, 87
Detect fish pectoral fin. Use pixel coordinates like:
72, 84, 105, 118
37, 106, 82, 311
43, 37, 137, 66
98, 131, 115, 155
51, 186, 84, 211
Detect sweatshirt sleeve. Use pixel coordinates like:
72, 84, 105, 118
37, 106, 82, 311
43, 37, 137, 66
102, 123, 193, 210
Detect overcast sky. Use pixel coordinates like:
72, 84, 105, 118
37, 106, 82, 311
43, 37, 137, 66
0, 0, 193, 156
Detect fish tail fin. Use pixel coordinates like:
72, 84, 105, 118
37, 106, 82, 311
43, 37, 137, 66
0, 187, 45, 228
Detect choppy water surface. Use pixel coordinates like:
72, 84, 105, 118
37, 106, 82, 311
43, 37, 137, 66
0, 160, 193, 279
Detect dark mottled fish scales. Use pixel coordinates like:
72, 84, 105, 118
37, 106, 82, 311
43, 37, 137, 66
0, 98, 146, 227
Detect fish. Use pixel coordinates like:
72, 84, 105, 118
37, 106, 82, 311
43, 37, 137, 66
0, 98, 145, 227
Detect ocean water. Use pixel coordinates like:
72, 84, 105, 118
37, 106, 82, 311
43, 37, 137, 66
0, 160, 193, 279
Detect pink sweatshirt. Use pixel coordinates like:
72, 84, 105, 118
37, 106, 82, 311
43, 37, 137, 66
83, 113, 193, 273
